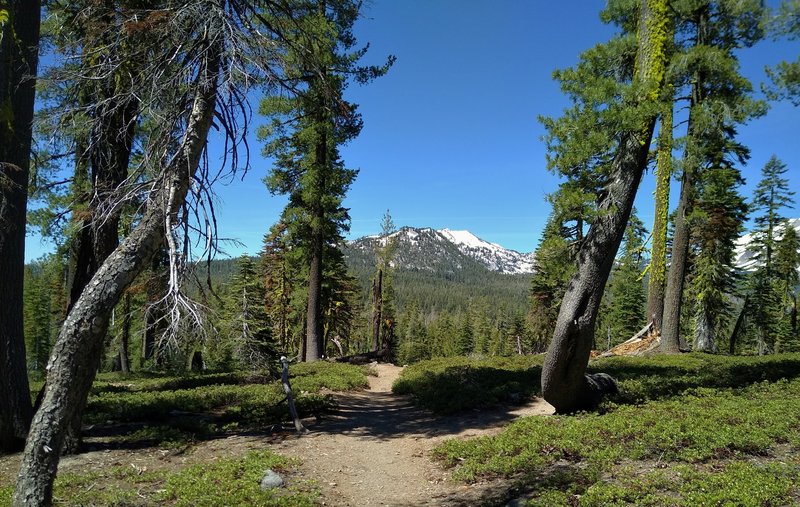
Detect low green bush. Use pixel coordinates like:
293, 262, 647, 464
392, 355, 543, 413
158, 450, 317, 506
593, 353, 800, 404
84, 362, 367, 441
434, 378, 800, 505
394, 353, 800, 413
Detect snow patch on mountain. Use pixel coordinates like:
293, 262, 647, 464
351, 226, 534, 275
734, 217, 800, 271
437, 228, 534, 274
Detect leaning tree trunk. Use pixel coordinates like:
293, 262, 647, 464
12, 42, 219, 506
541, 0, 670, 414
62, 69, 139, 456
0, 0, 41, 452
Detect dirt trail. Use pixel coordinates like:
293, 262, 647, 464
0, 364, 552, 506
273, 363, 554, 506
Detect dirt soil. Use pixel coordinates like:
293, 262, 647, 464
271, 363, 554, 506
0, 364, 553, 506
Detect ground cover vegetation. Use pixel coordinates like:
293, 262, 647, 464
395, 353, 800, 505
0, 362, 368, 506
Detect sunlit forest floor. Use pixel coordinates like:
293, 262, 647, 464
2, 354, 800, 506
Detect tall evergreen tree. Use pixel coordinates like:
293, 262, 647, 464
260, 0, 392, 361
603, 212, 648, 346
372, 210, 397, 354
688, 162, 748, 353
261, 221, 298, 354
743, 157, 796, 354
660, 0, 766, 352
0, 0, 41, 452
750, 155, 795, 274
222, 256, 275, 369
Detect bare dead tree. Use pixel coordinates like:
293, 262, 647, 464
13, 0, 289, 503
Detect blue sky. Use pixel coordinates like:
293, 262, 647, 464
25, 1, 799, 261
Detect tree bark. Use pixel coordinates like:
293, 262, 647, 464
304, 120, 327, 362
0, 0, 41, 452
541, 0, 670, 414
305, 225, 324, 361
371, 268, 382, 351
119, 292, 131, 373
12, 40, 219, 506
660, 8, 707, 354
62, 64, 139, 457
660, 165, 694, 353
646, 102, 673, 332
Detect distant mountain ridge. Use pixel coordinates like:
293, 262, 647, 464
348, 226, 535, 275
342, 226, 532, 314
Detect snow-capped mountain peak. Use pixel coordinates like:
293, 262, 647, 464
435, 228, 534, 274
348, 226, 534, 275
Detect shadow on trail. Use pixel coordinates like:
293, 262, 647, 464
302, 389, 552, 441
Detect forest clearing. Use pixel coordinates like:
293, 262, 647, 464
3, 354, 800, 506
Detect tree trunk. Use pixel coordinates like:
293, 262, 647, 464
305, 226, 324, 361
12, 42, 219, 506
304, 120, 327, 362
119, 293, 131, 373
660, 6, 709, 354
371, 268, 383, 351
0, 0, 41, 452
728, 295, 747, 354
541, 0, 670, 414
61, 79, 139, 456
693, 310, 718, 353
646, 102, 673, 332
660, 165, 694, 353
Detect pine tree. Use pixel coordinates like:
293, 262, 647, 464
750, 156, 795, 274
261, 222, 299, 354
774, 221, 800, 351
603, 212, 648, 346
688, 162, 748, 353
260, 0, 392, 361
661, 0, 766, 352
765, 0, 800, 105
222, 256, 275, 369
744, 157, 796, 353
372, 210, 397, 354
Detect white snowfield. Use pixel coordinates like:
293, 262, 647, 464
436, 228, 535, 274
733, 217, 800, 272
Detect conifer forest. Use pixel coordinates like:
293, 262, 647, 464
1, 1, 799, 505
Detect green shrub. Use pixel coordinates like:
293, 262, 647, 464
84, 362, 367, 429
158, 450, 317, 506
392, 355, 543, 413
435, 378, 800, 504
